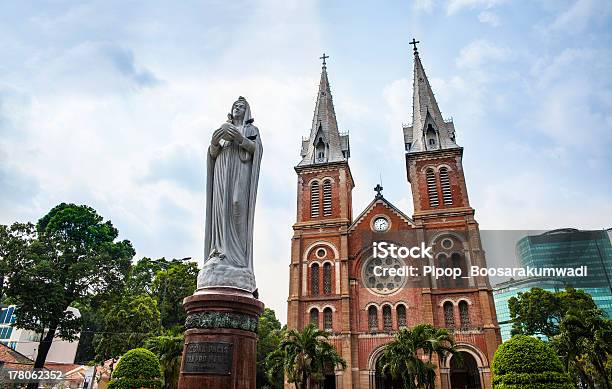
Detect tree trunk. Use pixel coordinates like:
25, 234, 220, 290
25, 325, 57, 389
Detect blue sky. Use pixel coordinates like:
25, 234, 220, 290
1, 0, 611, 323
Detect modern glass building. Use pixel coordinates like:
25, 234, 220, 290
0, 305, 18, 349
493, 228, 612, 341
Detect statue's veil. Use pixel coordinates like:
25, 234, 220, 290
229, 96, 254, 125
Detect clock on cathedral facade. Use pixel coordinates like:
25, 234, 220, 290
287, 44, 502, 389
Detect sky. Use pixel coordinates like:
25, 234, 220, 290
0, 0, 611, 324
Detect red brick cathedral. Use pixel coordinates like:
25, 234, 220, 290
287, 45, 501, 389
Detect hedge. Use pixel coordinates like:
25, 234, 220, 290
492, 335, 572, 389
108, 348, 163, 389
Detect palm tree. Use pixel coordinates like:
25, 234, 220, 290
265, 324, 347, 389
145, 335, 184, 389
378, 324, 459, 389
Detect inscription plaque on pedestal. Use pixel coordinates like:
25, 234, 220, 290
183, 341, 234, 375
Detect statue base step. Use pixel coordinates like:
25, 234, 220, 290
178, 289, 264, 389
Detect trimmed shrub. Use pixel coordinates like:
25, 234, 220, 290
108, 348, 163, 389
492, 335, 572, 389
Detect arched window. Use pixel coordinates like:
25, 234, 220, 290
323, 262, 332, 295
397, 305, 407, 329
426, 169, 439, 207
452, 253, 468, 288
459, 301, 470, 329
439, 167, 453, 205
323, 308, 333, 332
310, 308, 319, 327
322, 179, 332, 216
310, 181, 320, 217
382, 305, 392, 331
368, 306, 378, 332
443, 302, 455, 328
311, 264, 319, 296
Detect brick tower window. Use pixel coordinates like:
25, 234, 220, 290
311, 264, 319, 296
459, 301, 470, 329
322, 179, 332, 216
443, 302, 455, 328
310, 181, 320, 217
426, 169, 439, 207
439, 167, 453, 205
323, 308, 333, 332
382, 305, 392, 331
397, 304, 407, 329
310, 308, 319, 327
323, 262, 332, 294
368, 306, 378, 332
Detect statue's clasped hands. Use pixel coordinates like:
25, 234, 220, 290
212, 122, 245, 146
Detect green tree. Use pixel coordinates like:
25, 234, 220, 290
508, 287, 597, 338
145, 335, 184, 389
492, 335, 573, 389
151, 259, 197, 331
0, 203, 134, 389
257, 308, 284, 388
108, 348, 163, 389
125, 257, 166, 296
555, 308, 612, 389
94, 294, 161, 362
377, 324, 458, 389
266, 324, 347, 389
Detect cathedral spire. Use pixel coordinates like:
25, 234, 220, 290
299, 54, 350, 166
404, 41, 458, 153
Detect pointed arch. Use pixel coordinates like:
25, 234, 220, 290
310, 180, 320, 217
426, 168, 439, 207
439, 167, 453, 205
322, 179, 332, 216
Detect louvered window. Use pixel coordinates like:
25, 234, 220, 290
383, 305, 392, 331
440, 167, 453, 205
444, 302, 455, 328
323, 263, 332, 295
459, 301, 470, 329
426, 169, 439, 207
397, 305, 407, 328
311, 264, 319, 296
323, 308, 333, 332
322, 179, 332, 216
310, 181, 320, 217
368, 306, 378, 332
310, 309, 319, 327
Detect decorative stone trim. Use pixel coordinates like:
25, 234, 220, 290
185, 311, 259, 333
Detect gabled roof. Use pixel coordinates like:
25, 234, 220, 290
349, 195, 415, 232
298, 62, 350, 166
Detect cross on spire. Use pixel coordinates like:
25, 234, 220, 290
320, 53, 329, 66
409, 38, 420, 55
374, 184, 384, 199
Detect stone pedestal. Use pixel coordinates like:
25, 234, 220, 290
178, 288, 264, 389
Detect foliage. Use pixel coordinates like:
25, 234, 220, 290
508, 287, 597, 338
151, 259, 198, 331
377, 324, 458, 389
94, 294, 161, 361
492, 335, 572, 389
257, 308, 284, 389
145, 335, 184, 389
508, 287, 611, 388
0, 203, 134, 374
108, 348, 162, 389
265, 324, 347, 389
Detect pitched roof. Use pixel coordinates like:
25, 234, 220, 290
403, 47, 459, 153
298, 62, 350, 166
349, 194, 415, 232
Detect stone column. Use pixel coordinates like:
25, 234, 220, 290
178, 288, 264, 389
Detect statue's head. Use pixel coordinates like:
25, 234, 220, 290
229, 96, 254, 125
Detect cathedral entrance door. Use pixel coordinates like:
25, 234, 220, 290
450, 352, 482, 389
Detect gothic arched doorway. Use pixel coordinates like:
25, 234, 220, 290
450, 352, 482, 389
370, 356, 404, 389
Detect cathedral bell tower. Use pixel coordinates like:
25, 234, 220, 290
404, 43, 473, 219
287, 56, 355, 387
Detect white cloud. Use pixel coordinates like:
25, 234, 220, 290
446, 0, 505, 15
456, 39, 512, 68
548, 0, 612, 34
478, 10, 501, 26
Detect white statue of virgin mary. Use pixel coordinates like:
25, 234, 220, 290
197, 97, 263, 294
